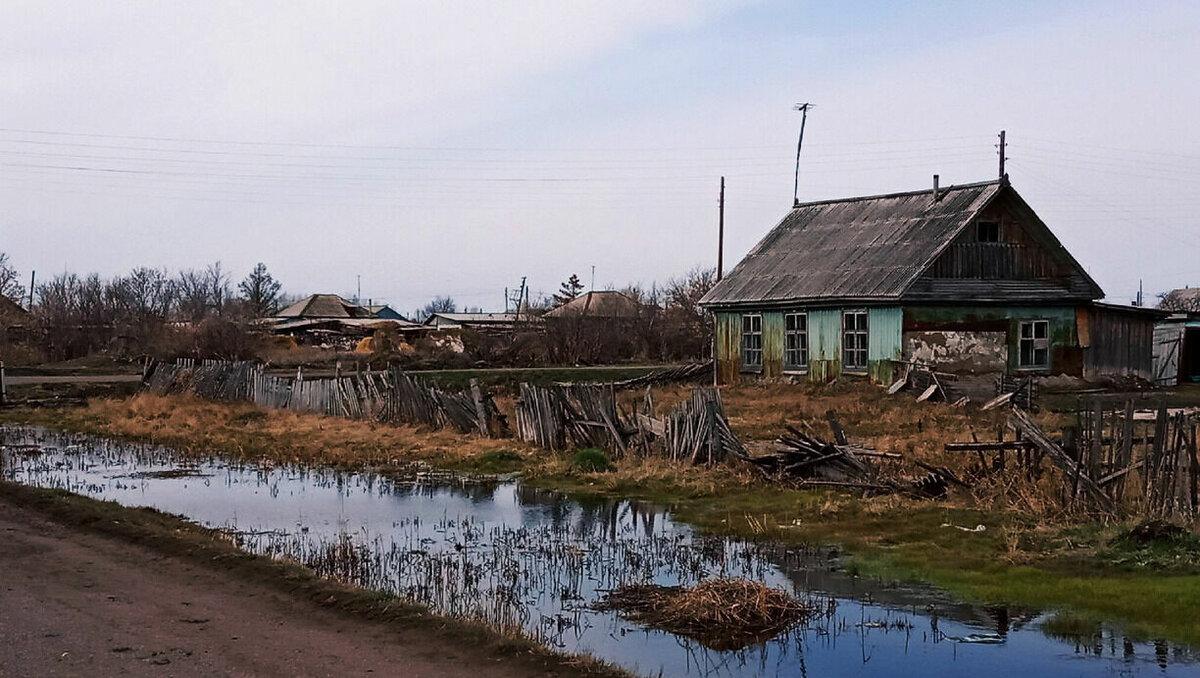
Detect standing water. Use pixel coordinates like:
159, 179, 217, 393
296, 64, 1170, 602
3, 426, 1197, 677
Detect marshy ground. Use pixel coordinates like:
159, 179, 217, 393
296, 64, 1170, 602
3, 378, 1200, 648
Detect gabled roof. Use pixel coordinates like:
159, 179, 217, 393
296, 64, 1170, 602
0, 296, 29, 317
1158, 287, 1200, 313
276, 294, 373, 319
700, 178, 1102, 308
543, 291, 643, 318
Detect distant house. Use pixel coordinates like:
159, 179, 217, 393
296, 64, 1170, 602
266, 294, 422, 344
543, 291, 644, 319
366, 304, 406, 321
1153, 290, 1200, 385
1158, 287, 1200, 313
699, 177, 1160, 384
0, 296, 31, 343
423, 312, 524, 332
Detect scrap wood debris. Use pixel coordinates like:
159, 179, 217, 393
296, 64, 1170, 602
738, 414, 970, 499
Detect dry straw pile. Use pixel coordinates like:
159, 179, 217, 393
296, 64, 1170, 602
597, 578, 811, 650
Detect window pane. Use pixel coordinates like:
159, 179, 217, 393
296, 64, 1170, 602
1034, 322, 1047, 339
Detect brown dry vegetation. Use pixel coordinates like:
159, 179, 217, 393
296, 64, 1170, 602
6, 385, 1200, 645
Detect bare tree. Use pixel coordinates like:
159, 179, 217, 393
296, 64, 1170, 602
420, 295, 456, 320
238, 262, 282, 318
175, 262, 229, 321
0, 252, 26, 306
203, 262, 232, 317
1157, 288, 1200, 313
112, 267, 174, 325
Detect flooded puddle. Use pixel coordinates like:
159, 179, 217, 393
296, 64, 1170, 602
3, 426, 1197, 677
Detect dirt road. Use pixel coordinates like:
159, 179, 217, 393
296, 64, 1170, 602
0, 497, 579, 678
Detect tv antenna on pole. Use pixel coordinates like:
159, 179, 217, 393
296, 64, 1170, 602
792, 103, 814, 207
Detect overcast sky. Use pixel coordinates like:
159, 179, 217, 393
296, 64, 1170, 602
3, 1, 1198, 314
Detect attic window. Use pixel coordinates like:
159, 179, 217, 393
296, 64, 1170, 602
977, 220, 1000, 243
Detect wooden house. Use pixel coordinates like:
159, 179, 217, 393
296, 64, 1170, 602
265, 294, 423, 345
699, 177, 1160, 384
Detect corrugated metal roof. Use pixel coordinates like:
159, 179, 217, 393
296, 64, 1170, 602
424, 312, 521, 325
702, 180, 1004, 307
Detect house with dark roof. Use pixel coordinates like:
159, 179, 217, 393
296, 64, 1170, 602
699, 177, 1160, 385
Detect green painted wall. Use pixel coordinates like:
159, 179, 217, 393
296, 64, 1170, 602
762, 311, 785, 377
902, 305, 1080, 374
808, 309, 842, 383
713, 306, 904, 384
867, 307, 904, 383
714, 311, 740, 384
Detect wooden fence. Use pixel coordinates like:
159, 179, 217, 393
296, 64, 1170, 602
514, 383, 744, 464
144, 360, 735, 462
1010, 398, 1199, 520
145, 361, 506, 436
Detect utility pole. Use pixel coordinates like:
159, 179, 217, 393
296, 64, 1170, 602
356, 275, 361, 304
998, 130, 1007, 179
590, 265, 595, 292
792, 103, 814, 207
28, 270, 35, 309
717, 177, 725, 281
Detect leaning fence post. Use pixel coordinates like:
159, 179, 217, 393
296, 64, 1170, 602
470, 378, 489, 437
0, 361, 7, 406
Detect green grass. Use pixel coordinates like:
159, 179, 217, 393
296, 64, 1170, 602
518, 478, 1200, 647
450, 449, 528, 474
570, 448, 614, 473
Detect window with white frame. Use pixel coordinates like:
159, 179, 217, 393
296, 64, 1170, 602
842, 310, 868, 371
1018, 320, 1049, 368
784, 312, 808, 371
741, 314, 763, 370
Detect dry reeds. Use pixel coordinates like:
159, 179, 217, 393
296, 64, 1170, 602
596, 578, 811, 650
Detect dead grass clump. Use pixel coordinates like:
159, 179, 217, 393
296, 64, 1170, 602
596, 578, 811, 650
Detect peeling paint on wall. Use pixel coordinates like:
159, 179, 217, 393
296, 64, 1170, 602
904, 331, 1008, 373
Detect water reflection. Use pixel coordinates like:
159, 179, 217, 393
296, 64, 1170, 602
3, 426, 1198, 678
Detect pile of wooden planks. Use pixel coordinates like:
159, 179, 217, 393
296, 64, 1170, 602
742, 424, 878, 484
661, 388, 745, 464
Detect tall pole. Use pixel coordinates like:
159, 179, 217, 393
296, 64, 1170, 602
792, 103, 813, 207
998, 130, 1007, 179
717, 177, 725, 281
28, 270, 35, 309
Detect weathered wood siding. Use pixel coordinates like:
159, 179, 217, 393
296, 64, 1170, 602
867, 307, 903, 384
715, 311, 741, 384
713, 307, 902, 384
762, 311, 785, 377
1080, 306, 1155, 381
807, 309, 842, 383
